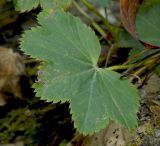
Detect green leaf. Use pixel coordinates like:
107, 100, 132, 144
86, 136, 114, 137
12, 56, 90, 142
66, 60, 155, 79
54, 0, 73, 9
14, 0, 72, 12
116, 29, 160, 63
136, 0, 160, 46
14, 0, 40, 11
20, 11, 139, 134
116, 29, 144, 49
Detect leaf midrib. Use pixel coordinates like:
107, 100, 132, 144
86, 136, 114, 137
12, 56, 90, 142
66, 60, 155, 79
80, 69, 97, 130
99, 71, 130, 129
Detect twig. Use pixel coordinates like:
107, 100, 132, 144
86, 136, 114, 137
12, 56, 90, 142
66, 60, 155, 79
80, 0, 115, 32
123, 48, 149, 65
73, 1, 106, 38
105, 44, 116, 67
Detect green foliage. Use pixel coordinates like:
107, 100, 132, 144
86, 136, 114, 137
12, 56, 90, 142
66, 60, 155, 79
20, 11, 139, 134
116, 29, 160, 63
136, 0, 160, 46
14, 0, 39, 11
14, 0, 73, 12
0, 107, 39, 145
116, 29, 144, 49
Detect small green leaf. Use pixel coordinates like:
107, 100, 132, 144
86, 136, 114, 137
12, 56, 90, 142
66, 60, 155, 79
136, 0, 160, 46
14, 0, 72, 12
21, 11, 139, 134
116, 29, 160, 63
14, 0, 40, 11
116, 29, 144, 49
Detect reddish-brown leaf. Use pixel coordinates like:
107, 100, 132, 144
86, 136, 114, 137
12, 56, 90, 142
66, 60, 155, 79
120, 0, 141, 37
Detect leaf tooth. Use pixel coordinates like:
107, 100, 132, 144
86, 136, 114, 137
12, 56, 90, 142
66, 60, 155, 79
19, 26, 44, 60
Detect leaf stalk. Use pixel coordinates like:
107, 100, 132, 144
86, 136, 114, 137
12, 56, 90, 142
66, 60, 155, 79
73, 1, 106, 38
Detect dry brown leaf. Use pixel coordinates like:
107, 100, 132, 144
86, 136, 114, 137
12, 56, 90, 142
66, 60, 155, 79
120, 0, 160, 49
120, 0, 141, 37
0, 47, 25, 106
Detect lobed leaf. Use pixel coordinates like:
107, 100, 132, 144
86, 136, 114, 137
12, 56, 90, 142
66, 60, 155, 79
14, 0, 72, 12
14, 0, 40, 12
20, 11, 139, 134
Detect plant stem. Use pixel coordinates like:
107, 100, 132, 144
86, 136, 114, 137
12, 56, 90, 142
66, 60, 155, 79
123, 48, 149, 65
105, 44, 116, 67
104, 7, 108, 19
73, 1, 106, 38
80, 0, 115, 32
107, 64, 139, 70
108, 55, 160, 71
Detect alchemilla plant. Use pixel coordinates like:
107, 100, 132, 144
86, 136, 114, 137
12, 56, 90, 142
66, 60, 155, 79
14, 0, 160, 135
